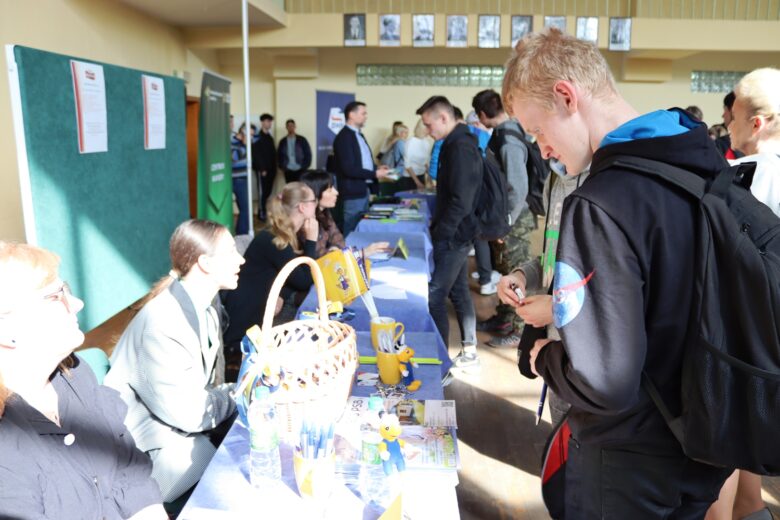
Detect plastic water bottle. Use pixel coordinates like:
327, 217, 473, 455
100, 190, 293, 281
248, 386, 281, 487
359, 396, 390, 506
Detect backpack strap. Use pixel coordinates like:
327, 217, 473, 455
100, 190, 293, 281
640, 371, 685, 445
599, 155, 707, 200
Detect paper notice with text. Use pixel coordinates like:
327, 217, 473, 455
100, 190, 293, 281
142, 75, 166, 150
70, 60, 107, 154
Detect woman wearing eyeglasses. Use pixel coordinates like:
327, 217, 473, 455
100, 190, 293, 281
0, 242, 165, 519
223, 182, 319, 355
105, 219, 245, 505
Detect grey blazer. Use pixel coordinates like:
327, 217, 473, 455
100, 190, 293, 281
105, 281, 235, 453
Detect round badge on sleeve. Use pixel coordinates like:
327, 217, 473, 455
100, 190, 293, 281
552, 262, 595, 328
64, 433, 76, 446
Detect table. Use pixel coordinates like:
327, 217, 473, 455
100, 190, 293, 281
180, 224, 460, 519
354, 221, 433, 275
395, 190, 436, 218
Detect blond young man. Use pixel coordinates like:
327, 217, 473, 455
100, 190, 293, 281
502, 29, 732, 517
704, 68, 780, 520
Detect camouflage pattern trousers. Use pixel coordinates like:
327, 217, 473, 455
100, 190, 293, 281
491, 209, 536, 331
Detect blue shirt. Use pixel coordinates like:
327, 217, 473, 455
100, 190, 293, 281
347, 124, 375, 172
286, 136, 300, 170
468, 126, 490, 156
429, 140, 443, 180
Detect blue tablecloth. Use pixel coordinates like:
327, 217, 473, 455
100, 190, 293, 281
395, 190, 437, 217
353, 223, 433, 275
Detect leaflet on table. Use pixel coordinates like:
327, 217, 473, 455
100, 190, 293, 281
335, 397, 461, 472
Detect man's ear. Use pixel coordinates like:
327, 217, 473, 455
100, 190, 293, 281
552, 80, 579, 114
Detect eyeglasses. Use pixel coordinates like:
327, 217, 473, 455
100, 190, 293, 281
43, 282, 74, 314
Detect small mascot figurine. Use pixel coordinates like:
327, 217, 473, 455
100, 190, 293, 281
397, 347, 421, 392
377, 412, 406, 475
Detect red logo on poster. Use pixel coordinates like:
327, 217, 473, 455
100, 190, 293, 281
85, 70, 96, 80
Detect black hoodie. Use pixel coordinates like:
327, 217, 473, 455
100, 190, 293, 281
535, 109, 729, 449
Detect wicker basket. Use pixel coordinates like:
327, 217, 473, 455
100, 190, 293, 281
235, 256, 358, 439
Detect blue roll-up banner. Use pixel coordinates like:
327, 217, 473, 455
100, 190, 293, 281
316, 90, 355, 170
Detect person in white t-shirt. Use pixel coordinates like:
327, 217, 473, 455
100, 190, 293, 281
402, 119, 434, 191
728, 67, 780, 218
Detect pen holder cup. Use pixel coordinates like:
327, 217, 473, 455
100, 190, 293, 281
293, 451, 336, 501
376, 351, 402, 385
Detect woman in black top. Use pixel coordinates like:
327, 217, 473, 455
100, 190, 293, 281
0, 242, 164, 520
299, 170, 390, 258
223, 182, 319, 351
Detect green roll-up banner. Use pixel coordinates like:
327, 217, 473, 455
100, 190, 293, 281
197, 71, 233, 228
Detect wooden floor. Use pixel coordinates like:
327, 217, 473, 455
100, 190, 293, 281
81, 220, 780, 520
445, 257, 780, 519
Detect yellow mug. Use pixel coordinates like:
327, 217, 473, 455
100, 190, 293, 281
376, 351, 402, 385
370, 317, 404, 352
293, 451, 336, 501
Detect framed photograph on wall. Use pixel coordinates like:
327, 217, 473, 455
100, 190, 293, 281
511, 15, 532, 47
478, 15, 500, 48
576, 16, 599, 43
344, 13, 366, 47
379, 14, 401, 46
609, 17, 632, 51
413, 14, 434, 47
544, 16, 567, 32
446, 15, 468, 47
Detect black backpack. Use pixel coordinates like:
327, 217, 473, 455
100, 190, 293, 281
608, 155, 780, 475
474, 149, 511, 241
488, 125, 551, 217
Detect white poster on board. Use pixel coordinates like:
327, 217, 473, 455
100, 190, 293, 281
142, 75, 166, 150
70, 60, 108, 154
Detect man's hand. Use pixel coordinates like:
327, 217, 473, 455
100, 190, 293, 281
516, 295, 553, 328
302, 217, 319, 241
530, 338, 554, 377
497, 271, 527, 307
376, 165, 391, 179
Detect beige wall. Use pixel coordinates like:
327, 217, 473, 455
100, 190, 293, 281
0, 0, 204, 242
227, 46, 780, 159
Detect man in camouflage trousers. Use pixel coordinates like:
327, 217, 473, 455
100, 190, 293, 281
472, 89, 536, 350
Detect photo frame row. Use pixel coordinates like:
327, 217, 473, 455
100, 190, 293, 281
343, 14, 632, 51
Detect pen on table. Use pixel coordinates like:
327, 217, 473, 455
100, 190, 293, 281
535, 383, 548, 426
308, 424, 317, 458
300, 421, 308, 456
316, 425, 327, 459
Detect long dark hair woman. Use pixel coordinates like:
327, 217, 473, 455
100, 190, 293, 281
0, 242, 165, 519
105, 219, 245, 504
299, 170, 390, 258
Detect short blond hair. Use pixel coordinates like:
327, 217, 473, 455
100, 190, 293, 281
0, 242, 59, 315
503, 28, 617, 113
735, 67, 780, 138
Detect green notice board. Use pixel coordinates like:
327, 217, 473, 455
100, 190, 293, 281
8, 45, 188, 330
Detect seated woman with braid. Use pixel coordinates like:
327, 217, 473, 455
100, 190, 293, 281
105, 219, 245, 504
0, 242, 165, 519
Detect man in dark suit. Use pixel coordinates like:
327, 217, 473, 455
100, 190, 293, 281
252, 113, 277, 220
332, 101, 390, 234
277, 119, 312, 183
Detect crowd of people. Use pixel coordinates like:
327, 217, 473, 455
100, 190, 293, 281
2, 26, 778, 520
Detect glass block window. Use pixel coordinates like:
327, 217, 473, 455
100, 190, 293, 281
690, 71, 746, 93
356, 64, 505, 87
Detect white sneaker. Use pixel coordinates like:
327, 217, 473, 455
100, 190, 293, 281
480, 281, 497, 295
470, 271, 480, 280
490, 270, 501, 283
468, 247, 475, 257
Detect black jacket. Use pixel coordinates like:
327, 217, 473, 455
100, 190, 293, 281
222, 230, 316, 350
536, 111, 729, 449
332, 126, 377, 199
431, 123, 482, 245
278, 134, 312, 172
251, 131, 276, 174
